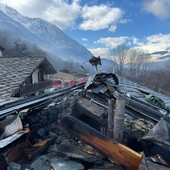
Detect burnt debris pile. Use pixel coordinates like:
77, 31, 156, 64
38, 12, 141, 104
0, 72, 170, 170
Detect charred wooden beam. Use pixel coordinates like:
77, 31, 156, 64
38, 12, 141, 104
71, 98, 107, 131
63, 116, 142, 170
0, 83, 85, 119
25, 137, 56, 161
6, 139, 28, 162
0, 137, 28, 170
73, 98, 106, 122
114, 98, 125, 142
0, 128, 29, 169
107, 99, 114, 138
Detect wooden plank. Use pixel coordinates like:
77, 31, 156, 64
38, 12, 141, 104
114, 98, 125, 142
0, 128, 29, 169
24, 137, 55, 161
63, 116, 142, 170
107, 99, 114, 138
6, 138, 28, 162
77, 98, 105, 117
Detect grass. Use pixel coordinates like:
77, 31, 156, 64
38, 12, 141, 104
54, 71, 80, 79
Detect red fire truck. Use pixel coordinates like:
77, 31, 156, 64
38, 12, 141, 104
50, 77, 87, 92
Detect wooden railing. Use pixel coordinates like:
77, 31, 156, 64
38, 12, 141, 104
16, 80, 53, 97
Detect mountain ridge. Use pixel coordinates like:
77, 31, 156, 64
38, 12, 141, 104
0, 3, 92, 63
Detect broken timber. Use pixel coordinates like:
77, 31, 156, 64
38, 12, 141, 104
114, 98, 125, 143
63, 116, 142, 170
107, 99, 114, 138
25, 137, 56, 161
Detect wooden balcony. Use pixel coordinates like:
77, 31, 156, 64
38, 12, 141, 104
14, 80, 53, 97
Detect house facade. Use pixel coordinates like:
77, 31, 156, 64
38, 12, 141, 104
0, 57, 57, 98
0, 45, 5, 57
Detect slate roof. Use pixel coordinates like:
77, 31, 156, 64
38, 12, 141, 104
86, 73, 170, 118
117, 76, 170, 117
118, 76, 170, 104
0, 57, 56, 98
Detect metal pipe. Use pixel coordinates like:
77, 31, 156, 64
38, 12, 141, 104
90, 99, 108, 109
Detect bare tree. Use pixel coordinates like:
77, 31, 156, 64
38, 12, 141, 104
14, 40, 28, 57
30, 44, 47, 57
110, 45, 129, 76
62, 59, 76, 73
109, 44, 170, 94
164, 58, 170, 73
126, 49, 152, 79
161, 59, 170, 93
0, 30, 48, 58
0, 30, 14, 57
144, 69, 168, 92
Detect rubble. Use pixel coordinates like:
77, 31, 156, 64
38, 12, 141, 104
63, 116, 142, 170
29, 154, 84, 170
138, 155, 170, 170
1, 72, 170, 170
124, 118, 155, 139
48, 139, 99, 163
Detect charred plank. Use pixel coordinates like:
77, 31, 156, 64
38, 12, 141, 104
71, 98, 107, 131
25, 137, 56, 161
63, 116, 142, 170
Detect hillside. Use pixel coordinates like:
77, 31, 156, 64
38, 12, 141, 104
0, 3, 92, 63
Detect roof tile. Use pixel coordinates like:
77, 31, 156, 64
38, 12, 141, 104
0, 57, 44, 98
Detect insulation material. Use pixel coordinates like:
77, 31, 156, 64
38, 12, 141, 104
0, 115, 23, 140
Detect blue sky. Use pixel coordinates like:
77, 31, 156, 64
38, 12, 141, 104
1, 0, 170, 57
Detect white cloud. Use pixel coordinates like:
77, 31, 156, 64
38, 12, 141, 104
143, 0, 170, 19
88, 34, 170, 60
1, 1, 125, 31
82, 38, 88, 41
79, 5, 124, 31
95, 36, 128, 48
93, 34, 170, 55
120, 18, 131, 24
132, 37, 139, 44
45, 0, 81, 29
88, 47, 110, 58
133, 34, 170, 53
0, 0, 81, 29
0, 0, 30, 13
108, 25, 117, 32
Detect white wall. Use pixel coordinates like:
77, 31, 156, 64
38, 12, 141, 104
0, 50, 2, 57
32, 68, 39, 83
45, 74, 50, 80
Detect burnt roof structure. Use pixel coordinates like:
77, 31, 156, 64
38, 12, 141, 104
0, 57, 56, 98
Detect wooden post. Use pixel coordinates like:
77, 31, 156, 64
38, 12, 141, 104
114, 97, 125, 143
107, 99, 114, 138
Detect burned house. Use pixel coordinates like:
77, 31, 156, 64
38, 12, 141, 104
0, 71, 170, 170
0, 57, 57, 99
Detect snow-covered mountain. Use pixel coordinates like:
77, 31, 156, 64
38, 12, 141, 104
0, 10, 42, 44
0, 3, 92, 63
